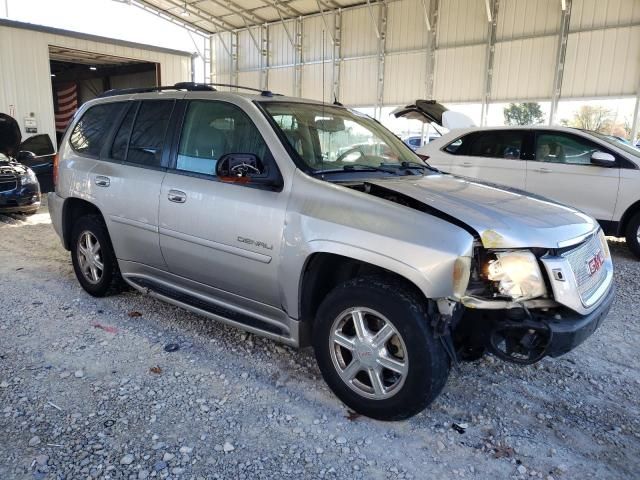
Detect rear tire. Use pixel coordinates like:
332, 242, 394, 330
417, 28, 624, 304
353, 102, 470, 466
70, 214, 124, 297
313, 276, 450, 421
625, 211, 640, 259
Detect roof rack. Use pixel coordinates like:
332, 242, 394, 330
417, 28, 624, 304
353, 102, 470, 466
98, 81, 280, 98
98, 82, 215, 98
204, 83, 280, 97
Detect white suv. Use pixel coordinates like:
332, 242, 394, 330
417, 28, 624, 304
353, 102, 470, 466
394, 101, 640, 258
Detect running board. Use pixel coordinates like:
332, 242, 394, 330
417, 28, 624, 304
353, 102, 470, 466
125, 276, 293, 343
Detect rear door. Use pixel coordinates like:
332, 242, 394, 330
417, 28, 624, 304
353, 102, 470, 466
446, 130, 527, 189
525, 130, 620, 220
158, 99, 288, 307
87, 98, 177, 269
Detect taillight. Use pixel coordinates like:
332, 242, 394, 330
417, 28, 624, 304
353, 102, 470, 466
417, 153, 430, 161
52, 154, 59, 187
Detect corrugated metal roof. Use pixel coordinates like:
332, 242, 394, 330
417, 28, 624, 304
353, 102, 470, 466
136, 0, 370, 33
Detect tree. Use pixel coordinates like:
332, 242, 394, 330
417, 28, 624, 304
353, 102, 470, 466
565, 105, 613, 133
503, 103, 545, 126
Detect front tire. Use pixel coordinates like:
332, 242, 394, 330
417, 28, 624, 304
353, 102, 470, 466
625, 212, 640, 259
71, 214, 124, 297
313, 276, 450, 420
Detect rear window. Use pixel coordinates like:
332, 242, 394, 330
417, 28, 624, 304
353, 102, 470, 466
69, 103, 123, 157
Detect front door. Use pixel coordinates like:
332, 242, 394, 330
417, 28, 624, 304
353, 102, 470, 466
158, 99, 288, 307
525, 131, 620, 221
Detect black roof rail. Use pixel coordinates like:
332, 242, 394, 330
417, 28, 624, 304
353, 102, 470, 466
204, 83, 281, 97
98, 82, 216, 98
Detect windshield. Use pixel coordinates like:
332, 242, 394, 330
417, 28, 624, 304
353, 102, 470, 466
260, 102, 425, 174
588, 130, 640, 160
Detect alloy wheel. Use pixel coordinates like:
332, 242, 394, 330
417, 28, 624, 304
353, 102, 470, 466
77, 231, 104, 284
329, 307, 408, 400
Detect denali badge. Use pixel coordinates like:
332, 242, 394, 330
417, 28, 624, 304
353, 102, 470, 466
586, 250, 604, 277
237, 236, 273, 250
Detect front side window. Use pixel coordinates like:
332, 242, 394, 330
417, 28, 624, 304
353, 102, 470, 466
176, 101, 271, 176
261, 102, 420, 173
535, 132, 601, 165
126, 100, 174, 167
69, 103, 123, 157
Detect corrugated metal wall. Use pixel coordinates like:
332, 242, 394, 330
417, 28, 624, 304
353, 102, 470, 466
0, 24, 191, 146
211, 0, 640, 109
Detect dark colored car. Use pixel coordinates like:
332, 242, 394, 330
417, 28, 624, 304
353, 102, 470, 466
0, 113, 44, 215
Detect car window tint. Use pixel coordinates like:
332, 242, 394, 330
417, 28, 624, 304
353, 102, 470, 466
126, 100, 174, 167
69, 103, 123, 157
111, 103, 137, 161
468, 131, 523, 159
20, 134, 54, 156
535, 132, 600, 165
177, 101, 271, 176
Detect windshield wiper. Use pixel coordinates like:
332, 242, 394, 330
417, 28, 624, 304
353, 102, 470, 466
342, 164, 398, 174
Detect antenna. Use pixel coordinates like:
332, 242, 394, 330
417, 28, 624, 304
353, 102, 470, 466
321, 29, 326, 177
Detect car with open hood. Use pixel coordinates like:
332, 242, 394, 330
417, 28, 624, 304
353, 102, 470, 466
48, 84, 614, 420
393, 100, 640, 259
0, 113, 42, 214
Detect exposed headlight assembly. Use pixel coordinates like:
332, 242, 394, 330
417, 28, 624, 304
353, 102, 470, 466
486, 251, 546, 301
20, 168, 38, 185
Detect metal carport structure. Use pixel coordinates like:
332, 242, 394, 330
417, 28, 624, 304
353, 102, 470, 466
134, 0, 639, 138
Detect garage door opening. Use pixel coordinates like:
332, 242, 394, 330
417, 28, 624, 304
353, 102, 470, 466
49, 46, 159, 144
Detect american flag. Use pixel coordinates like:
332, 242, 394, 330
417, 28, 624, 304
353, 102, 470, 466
54, 83, 78, 133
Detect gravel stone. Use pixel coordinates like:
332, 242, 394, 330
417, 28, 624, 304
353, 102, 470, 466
28, 436, 40, 446
0, 200, 637, 479
120, 454, 135, 465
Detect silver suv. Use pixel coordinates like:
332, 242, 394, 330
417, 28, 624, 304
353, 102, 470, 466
49, 83, 615, 420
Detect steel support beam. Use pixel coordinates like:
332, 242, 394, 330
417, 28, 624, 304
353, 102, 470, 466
480, 0, 498, 126
631, 86, 640, 144
261, 24, 269, 90
425, 0, 439, 100
294, 17, 303, 97
375, 2, 387, 119
549, 0, 572, 125
230, 31, 238, 88
332, 9, 342, 103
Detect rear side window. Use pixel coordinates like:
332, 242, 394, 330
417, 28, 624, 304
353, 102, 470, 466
444, 131, 524, 158
69, 103, 123, 157
467, 131, 524, 159
126, 100, 174, 167
111, 103, 137, 161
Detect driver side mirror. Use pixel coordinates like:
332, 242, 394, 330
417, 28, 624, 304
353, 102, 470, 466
17, 150, 37, 162
216, 153, 282, 190
591, 151, 616, 167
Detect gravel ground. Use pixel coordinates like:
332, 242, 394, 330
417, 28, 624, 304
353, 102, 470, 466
0, 200, 638, 480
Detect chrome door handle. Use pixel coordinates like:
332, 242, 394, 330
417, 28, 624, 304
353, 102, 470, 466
94, 175, 110, 187
536, 167, 553, 173
461, 162, 472, 167
168, 189, 187, 203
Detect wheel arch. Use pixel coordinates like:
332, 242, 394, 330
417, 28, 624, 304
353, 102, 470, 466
296, 247, 434, 345
61, 197, 105, 250
618, 199, 640, 237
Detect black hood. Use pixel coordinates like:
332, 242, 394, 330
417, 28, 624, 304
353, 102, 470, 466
0, 113, 22, 158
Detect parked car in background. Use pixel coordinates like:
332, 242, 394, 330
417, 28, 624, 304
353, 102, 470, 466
49, 84, 614, 420
0, 113, 42, 214
16, 133, 56, 193
392, 101, 640, 259
403, 134, 440, 151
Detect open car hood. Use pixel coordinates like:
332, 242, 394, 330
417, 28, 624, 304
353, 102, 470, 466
391, 100, 476, 130
365, 175, 598, 249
